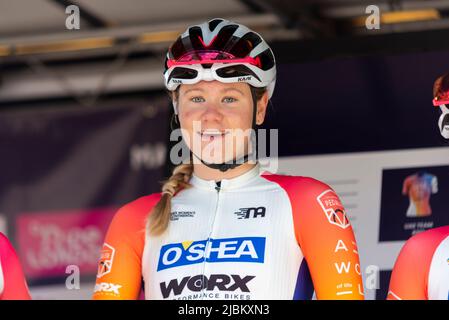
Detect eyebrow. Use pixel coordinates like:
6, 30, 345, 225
222, 88, 244, 95
182, 87, 245, 96
183, 88, 204, 95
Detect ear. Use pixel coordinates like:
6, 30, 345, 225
255, 91, 269, 125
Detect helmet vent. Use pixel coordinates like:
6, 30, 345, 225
208, 19, 224, 31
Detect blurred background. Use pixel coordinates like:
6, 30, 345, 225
1, 0, 449, 300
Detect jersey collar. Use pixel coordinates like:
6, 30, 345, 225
190, 163, 261, 191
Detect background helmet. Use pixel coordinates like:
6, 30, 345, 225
433, 73, 449, 106
433, 73, 449, 139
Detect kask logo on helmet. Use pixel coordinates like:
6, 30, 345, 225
157, 237, 266, 271
238, 76, 252, 82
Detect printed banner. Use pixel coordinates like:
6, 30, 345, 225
0, 99, 169, 290
16, 207, 117, 280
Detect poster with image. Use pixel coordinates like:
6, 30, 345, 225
379, 165, 449, 242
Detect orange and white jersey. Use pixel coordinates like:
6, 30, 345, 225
388, 226, 449, 300
402, 172, 438, 218
93, 164, 364, 300
0, 233, 31, 300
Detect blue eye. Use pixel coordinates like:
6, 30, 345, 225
191, 97, 205, 103
223, 97, 237, 103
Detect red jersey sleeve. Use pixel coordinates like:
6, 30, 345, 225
93, 194, 161, 300
387, 227, 449, 300
0, 233, 31, 300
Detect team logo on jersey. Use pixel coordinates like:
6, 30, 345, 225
94, 282, 122, 295
234, 207, 266, 219
170, 211, 196, 221
317, 190, 350, 229
157, 237, 266, 271
160, 274, 255, 299
97, 243, 115, 278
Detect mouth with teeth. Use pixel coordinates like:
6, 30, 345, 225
198, 130, 229, 142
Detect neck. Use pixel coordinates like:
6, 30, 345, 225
193, 161, 257, 181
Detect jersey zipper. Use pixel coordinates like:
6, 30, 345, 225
200, 183, 221, 299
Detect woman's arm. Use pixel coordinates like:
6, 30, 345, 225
0, 233, 31, 300
387, 227, 448, 300
93, 194, 160, 300
262, 174, 364, 299
294, 178, 364, 300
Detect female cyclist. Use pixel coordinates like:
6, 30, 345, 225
387, 73, 449, 300
93, 18, 364, 300
0, 232, 31, 299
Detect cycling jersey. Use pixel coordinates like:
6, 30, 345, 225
388, 225, 449, 300
0, 233, 31, 300
93, 164, 364, 300
402, 172, 438, 218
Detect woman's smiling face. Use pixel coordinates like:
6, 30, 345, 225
176, 80, 267, 164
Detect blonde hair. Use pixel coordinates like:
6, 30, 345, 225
147, 163, 193, 236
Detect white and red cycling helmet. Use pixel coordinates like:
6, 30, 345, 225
163, 18, 276, 114
163, 18, 276, 172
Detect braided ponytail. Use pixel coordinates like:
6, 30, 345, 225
147, 163, 193, 236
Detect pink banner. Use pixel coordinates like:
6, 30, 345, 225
16, 207, 117, 279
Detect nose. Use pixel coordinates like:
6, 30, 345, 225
201, 103, 223, 124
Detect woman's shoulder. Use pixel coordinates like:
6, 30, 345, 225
119, 192, 163, 213
0, 232, 14, 254
260, 172, 332, 193
394, 226, 449, 273
0, 232, 10, 245
111, 192, 163, 227
404, 225, 449, 250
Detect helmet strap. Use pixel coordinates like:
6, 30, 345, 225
438, 104, 449, 139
